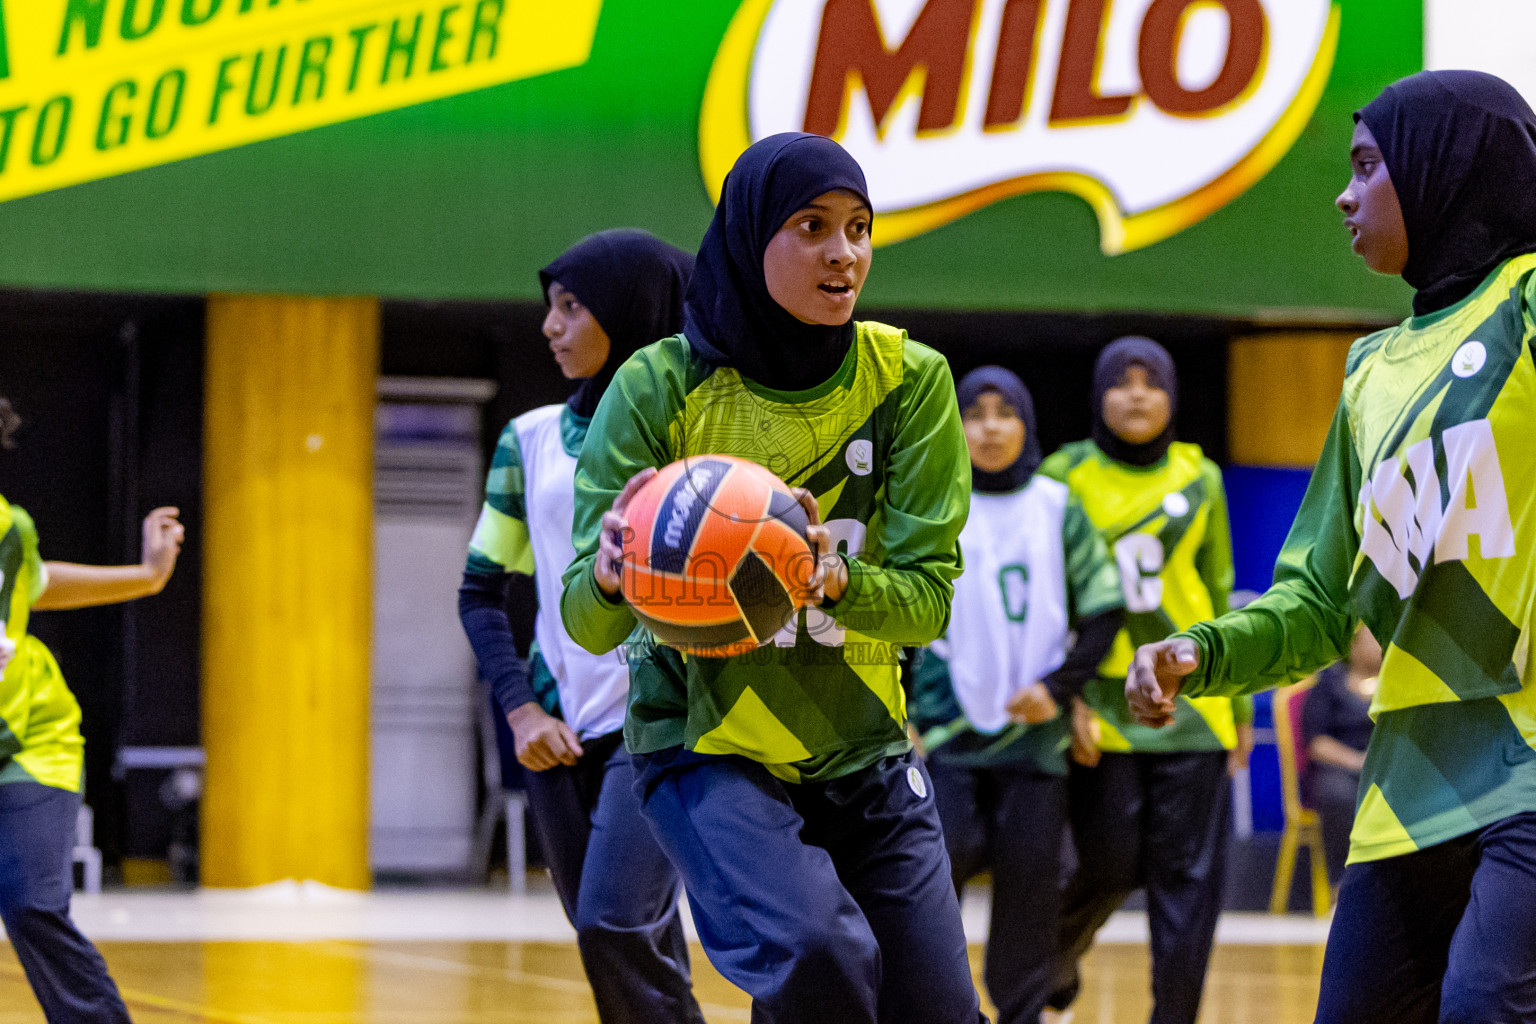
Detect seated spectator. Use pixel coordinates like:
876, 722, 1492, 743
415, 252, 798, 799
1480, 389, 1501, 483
1302, 625, 1382, 884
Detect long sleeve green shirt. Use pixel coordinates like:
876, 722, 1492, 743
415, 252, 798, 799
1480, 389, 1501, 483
560, 324, 970, 782
1182, 255, 1536, 863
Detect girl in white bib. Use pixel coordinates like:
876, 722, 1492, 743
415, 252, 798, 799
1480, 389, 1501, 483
458, 230, 703, 1024
911, 366, 1123, 1024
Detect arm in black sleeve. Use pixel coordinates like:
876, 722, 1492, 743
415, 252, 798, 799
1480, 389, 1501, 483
458, 567, 534, 715
1040, 608, 1123, 705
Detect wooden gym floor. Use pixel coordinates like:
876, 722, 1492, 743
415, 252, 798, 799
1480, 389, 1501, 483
0, 939, 1327, 1023
0, 886, 1332, 1022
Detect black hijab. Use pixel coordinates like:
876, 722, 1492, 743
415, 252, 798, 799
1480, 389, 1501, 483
540, 229, 694, 419
1091, 336, 1178, 467
957, 366, 1040, 493
1357, 70, 1536, 317
683, 133, 872, 392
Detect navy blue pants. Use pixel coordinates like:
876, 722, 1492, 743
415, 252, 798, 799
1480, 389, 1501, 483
522, 731, 703, 1024
929, 758, 1064, 1024
1051, 750, 1231, 1024
0, 781, 130, 1023
1315, 811, 1536, 1024
635, 747, 986, 1024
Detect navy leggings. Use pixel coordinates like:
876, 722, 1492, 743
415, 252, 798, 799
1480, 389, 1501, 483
1315, 811, 1536, 1024
0, 781, 129, 1023
929, 758, 1065, 1024
521, 731, 703, 1024
1052, 750, 1231, 1024
635, 747, 986, 1024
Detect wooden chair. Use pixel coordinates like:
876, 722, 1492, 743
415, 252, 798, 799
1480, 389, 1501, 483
1269, 679, 1331, 917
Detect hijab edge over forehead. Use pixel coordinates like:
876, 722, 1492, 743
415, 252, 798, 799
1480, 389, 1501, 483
1356, 70, 1536, 316
1091, 336, 1177, 467
683, 133, 873, 393
957, 365, 1041, 493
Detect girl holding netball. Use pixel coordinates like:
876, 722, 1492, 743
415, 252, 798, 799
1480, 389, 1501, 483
910, 365, 1122, 1024
1039, 337, 1251, 1024
457, 230, 704, 1024
561, 134, 983, 1024
0, 398, 184, 1024
1128, 70, 1536, 1024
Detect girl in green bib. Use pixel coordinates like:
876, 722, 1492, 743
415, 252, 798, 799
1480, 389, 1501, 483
0, 397, 185, 1023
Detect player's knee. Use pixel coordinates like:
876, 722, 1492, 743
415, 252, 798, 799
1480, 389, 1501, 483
792, 917, 879, 985
572, 901, 634, 955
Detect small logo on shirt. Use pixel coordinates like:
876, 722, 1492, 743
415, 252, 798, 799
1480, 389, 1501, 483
1162, 492, 1190, 518
1453, 341, 1487, 378
846, 439, 873, 476
907, 765, 928, 799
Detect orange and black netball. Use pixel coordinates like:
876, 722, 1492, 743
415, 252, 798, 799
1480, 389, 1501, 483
620, 456, 813, 656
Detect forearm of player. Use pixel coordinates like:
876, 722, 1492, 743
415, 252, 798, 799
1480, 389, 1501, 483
561, 369, 665, 654
1179, 580, 1352, 699
34, 506, 184, 611
824, 558, 956, 645
33, 562, 168, 610
560, 557, 637, 655
1181, 404, 1359, 699
458, 568, 537, 713
1041, 608, 1123, 704
834, 352, 966, 645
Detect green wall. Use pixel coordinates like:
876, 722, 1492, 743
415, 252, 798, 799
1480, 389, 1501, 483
0, 0, 1418, 318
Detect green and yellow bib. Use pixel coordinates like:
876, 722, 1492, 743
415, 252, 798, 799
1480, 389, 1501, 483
1041, 440, 1243, 752
0, 496, 83, 792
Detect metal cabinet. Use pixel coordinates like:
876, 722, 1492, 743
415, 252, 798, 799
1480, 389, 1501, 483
370, 377, 495, 876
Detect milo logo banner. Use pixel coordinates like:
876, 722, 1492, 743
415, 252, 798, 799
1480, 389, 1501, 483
0, 1, 1434, 315
703, 0, 1338, 253
0, 0, 600, 204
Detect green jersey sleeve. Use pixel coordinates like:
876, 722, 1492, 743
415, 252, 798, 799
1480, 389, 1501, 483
1062, 496, 1123, 623
466, 421, 534, 577
1180, 401, 1358, 698
560, 347, 680, 655
823, 348, 969, 644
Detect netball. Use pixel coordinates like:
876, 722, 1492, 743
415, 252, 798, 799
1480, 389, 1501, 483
619, 456, 813, 655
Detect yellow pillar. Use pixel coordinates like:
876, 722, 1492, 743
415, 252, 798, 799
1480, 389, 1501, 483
202, 295, 378, 889
1228, 332, 1359, 467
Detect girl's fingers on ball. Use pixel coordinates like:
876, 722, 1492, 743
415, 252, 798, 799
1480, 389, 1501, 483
613, 467, 657, 514
790, 487, 821, 526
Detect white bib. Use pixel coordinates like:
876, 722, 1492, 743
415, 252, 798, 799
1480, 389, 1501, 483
938, 477, 1072, 734
517, 405, 629, 739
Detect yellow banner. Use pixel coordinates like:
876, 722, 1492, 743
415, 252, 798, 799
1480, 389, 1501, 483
0, 0, 602, 203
